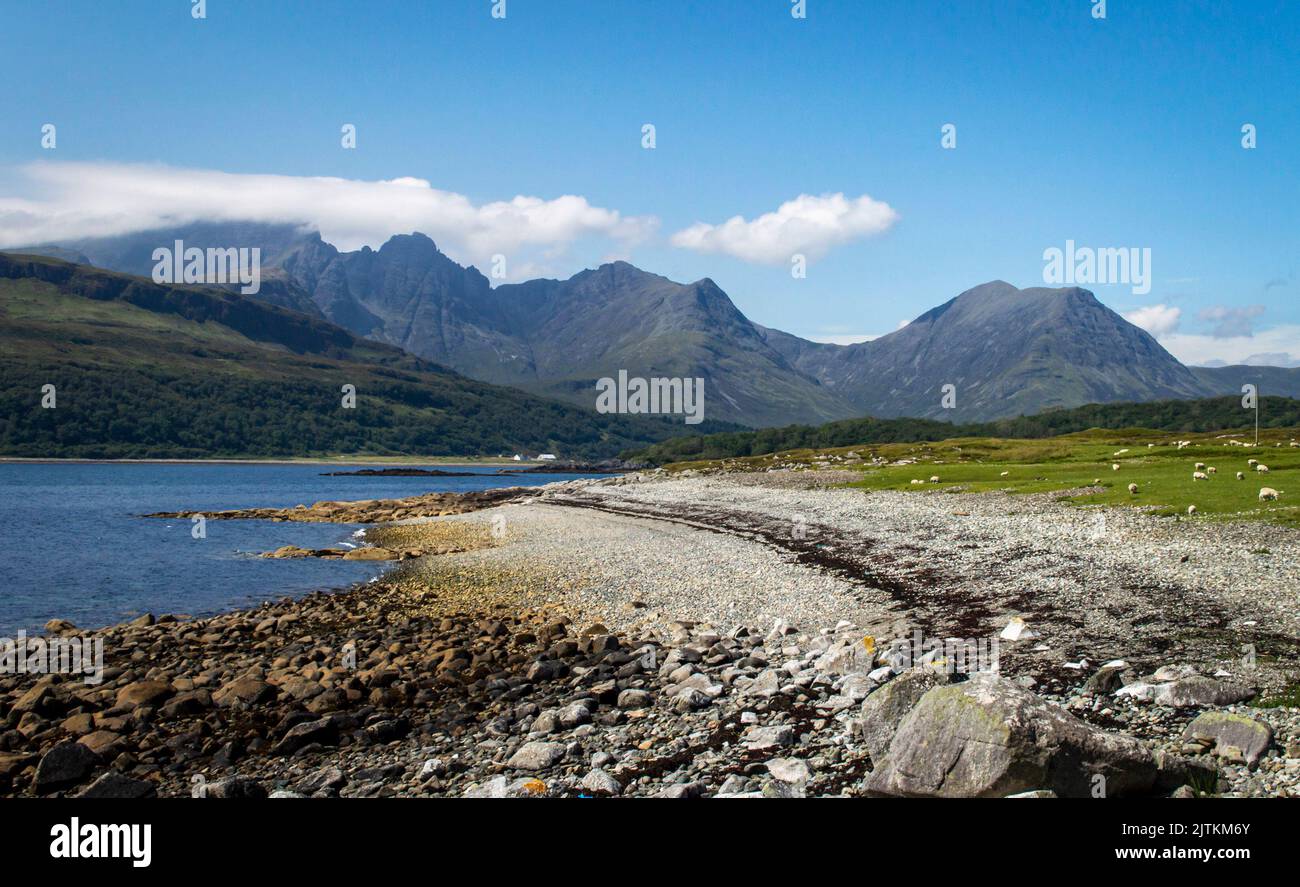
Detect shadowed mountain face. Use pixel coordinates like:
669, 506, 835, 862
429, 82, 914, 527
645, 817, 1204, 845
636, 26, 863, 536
24, 223, 1299, 426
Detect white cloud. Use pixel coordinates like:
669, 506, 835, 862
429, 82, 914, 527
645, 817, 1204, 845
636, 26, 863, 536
1158, 325, 1300, 367
0, 162, 658, 277
1197, 304, 1265, 338
669, 192, 898, 264
1123, 303, 1182, 337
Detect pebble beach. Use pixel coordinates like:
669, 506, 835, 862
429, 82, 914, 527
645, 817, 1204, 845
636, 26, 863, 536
3, 468, 1298, 798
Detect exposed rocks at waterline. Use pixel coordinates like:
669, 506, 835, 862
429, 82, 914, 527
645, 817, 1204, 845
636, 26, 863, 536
261, 521, 497, 562
145, 485, 536, 524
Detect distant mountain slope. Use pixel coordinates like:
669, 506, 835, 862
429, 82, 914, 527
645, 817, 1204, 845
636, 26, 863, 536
6, 223, 325, 318
777, 281, 1206, 422
484, 262, 857, 428
1191, 364, 1300, 400
0, 254, 731, 459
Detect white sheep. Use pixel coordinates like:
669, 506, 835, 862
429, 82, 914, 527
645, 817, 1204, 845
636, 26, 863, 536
1257, 464, 1270, 474
1248, 459, 1258, 467
1187, 505, 1197, 515
1192, 471, 1208, 481
1111, 463, 1120, 471
1195, 462, 1206, 470
1259, 487, 1281, 501
1206, 466, 1217, 474
1000, 470, 1009, 477
1236, 471, 1245, 480
1127, 483, 1138, 494
929, 475, 940, 483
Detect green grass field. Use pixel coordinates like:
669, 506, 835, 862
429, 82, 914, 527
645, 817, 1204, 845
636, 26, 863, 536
673, 426, 1300, 528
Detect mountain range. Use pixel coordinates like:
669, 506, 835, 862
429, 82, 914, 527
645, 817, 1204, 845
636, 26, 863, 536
0, 253, 728, 459
17, 222, 1300, 427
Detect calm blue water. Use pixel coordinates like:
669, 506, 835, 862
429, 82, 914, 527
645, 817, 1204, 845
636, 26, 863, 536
0, 463, 593, 635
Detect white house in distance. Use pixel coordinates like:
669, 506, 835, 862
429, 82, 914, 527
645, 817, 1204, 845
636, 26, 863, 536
536, 454, 557, 461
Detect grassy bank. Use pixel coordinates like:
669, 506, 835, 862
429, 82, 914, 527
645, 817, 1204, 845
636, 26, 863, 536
673, 427, 1300, 528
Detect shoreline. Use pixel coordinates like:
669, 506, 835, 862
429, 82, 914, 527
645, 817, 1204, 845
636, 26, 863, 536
0, 456, 523, 466
3, 470, 1297, 798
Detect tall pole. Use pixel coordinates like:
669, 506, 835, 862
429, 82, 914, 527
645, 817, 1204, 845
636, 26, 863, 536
1256, 384, 1260, 447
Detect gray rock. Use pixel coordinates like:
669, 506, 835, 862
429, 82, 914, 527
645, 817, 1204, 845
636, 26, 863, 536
1182, 711, 1273, 766
858, 667, 948, 762
205, 775, 268, 799
557, 701, 592, 728
463, 775, 509, 798
1082, 664, 1126, 696
507, 741, 566, 771
271, 716, 340, 756
840, 674, 873, 701
717, 774, 750, 795
675, 688, 712, 711
34, 741, 99, 792
866, 673, 1158, 798
668, 672, 721, 698
761, 779, 806, 798
766, 757, 811, 784
75, 771, 156, 799
616, 689, 652, 709
748, 669, 782, 698
745, 725, 794, 751
1155, 676, 1255, 708
579, 768, 622, 795
294, 766, 347, 795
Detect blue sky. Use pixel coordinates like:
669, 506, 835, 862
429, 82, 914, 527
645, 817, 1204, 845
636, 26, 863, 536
1, 0, 1297, 365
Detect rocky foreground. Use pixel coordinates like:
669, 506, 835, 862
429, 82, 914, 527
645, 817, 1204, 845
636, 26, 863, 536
4, 470, 1298, 798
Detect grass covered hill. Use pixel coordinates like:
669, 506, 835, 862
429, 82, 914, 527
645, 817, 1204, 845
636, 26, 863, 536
0, 254, 736, 460
625, 396, 1300, 464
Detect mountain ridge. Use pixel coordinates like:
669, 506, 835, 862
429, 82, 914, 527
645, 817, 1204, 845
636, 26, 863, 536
15, 222, 1300, 426
0, 253, 735, 459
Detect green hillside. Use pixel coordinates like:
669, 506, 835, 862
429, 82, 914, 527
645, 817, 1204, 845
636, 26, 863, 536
0, 254, 734, 459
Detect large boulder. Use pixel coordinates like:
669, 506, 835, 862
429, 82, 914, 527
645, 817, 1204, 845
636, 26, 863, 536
1156, 677, 1254, 708
114, 680, 173, 709
858, 668, 949, 762
1182, 711, 1273, 766
212, 676, 276, 708
1116, 675, 1255, 708
271, 716, 340, 756
34, 741, 99, 793
865, 674, 1158, 797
